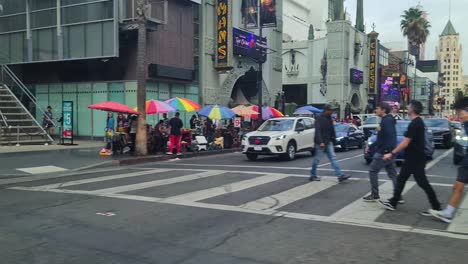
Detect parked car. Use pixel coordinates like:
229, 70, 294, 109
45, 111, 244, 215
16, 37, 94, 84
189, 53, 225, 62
334, 123, 365, 152
451, 121, 462, 135
364, 120, 434, 165
424, 118, 456, 148
360, 116, 380, 139
242, 117, 315, 161
453, 125, 468, 164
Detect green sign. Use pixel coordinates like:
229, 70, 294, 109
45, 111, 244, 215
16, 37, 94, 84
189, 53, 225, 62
62, 101, 73, 140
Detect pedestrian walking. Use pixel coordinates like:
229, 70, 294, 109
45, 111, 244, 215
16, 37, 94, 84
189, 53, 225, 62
309, 104, 351, 183
430, 97, 468, 223
363, 102, 400, 202
378, 100, 442, 214
167, 112, 184, 155
129, 115, 137, 152
42, 106, 55, 138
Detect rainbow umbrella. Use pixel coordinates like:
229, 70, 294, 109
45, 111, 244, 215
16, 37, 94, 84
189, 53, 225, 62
251, 106, 284, 120
198, 105, 236, 120
135, 99, 176, 114
165, 97, 201, 112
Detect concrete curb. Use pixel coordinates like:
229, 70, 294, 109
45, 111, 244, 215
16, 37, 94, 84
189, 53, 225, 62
112, 148, 242, 166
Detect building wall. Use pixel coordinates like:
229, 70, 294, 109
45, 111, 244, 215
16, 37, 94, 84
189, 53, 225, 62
283, 0, 328, 41
200, 0, 283, 106
282, 20, 369, 117
437, 34, 463, 116
282, 38, 328, 105
33, 80, 199, 137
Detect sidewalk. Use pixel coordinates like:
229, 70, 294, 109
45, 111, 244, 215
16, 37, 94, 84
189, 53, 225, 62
0, 140, 241, 178
0, 140, 102, 154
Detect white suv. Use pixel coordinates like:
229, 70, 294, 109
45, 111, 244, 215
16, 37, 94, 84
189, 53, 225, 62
242, 117, 315, 161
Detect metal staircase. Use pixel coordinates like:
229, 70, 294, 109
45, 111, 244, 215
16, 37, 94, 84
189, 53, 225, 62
0, 65, 53, 145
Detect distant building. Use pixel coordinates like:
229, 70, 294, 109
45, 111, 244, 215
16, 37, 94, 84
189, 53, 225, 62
464, 75, 468, 95
436, 20, 464, 117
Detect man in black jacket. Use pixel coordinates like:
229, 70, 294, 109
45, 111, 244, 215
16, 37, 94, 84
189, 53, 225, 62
363, 102, 398, 202
310, 105, 350, 182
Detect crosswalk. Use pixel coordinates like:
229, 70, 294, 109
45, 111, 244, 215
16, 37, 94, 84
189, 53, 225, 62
9, 168, 468, 240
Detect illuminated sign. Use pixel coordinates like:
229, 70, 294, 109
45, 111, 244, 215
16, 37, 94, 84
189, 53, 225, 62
233, 28, 267, 63
350, 68, 363, 84
260, 0, 276, 27
368, 38, 377, 94
215, 0, 233, 70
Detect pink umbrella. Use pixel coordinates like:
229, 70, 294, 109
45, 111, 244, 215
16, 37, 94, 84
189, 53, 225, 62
88, 101, 140, 115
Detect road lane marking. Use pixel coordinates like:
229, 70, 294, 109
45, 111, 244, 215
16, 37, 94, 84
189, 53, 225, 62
16, 166, 68, 174
133, 164, 449, 179
9, 181, 468, 240
448, 191, 468, 233
426, 149, 454, 170
330, 181, 416, 222
162, 173, 290, 203
91, 170, 225, 194
240, 179, 339, 211
318, 154, 364, 167
33, 168, 172, 189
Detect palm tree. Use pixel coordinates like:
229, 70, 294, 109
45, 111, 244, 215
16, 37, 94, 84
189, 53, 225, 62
135, 0, 148, 155
400, 7, 431, 49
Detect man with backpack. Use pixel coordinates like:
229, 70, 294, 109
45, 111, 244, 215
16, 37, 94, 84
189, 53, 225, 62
363, 102, 399, 202
378, 100, 442, 215
430, 97, 468, 223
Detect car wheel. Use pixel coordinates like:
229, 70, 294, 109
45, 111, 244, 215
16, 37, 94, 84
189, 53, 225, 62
282, 142, 296, 161
357, 140, 364, 149
246, 153, 258, 161
365, 158, 372, 165
454, 153, 463, 165
342, 140, 349, 152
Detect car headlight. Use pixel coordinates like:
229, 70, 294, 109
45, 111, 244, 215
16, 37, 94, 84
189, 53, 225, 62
274, 134, 287, 140
367, 139, 372, 146
456, 135, 468, 141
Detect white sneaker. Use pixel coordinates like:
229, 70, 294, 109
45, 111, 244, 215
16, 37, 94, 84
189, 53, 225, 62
166, 152, 173, 155
429, 209, 452, 223
176, 152, 182, 156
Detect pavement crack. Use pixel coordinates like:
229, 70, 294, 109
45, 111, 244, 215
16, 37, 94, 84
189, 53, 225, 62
208, 214, 284, 250
14, 196, 96, 217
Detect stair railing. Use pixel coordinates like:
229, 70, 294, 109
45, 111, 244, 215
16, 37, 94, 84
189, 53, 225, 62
0, 108, 11, 145
0, 66, 54, 143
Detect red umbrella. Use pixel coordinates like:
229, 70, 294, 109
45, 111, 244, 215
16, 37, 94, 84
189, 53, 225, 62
88, 101, 140, 115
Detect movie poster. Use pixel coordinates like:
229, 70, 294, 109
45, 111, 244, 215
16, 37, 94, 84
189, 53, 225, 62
242, 0, 258, 28
260, 0, 276, 27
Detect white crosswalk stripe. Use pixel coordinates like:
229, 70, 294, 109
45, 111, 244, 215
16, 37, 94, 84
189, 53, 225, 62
33, 168, 172, 189
240, 177, 339, 211
330, 181, 416, 222
162, 173, 289, 203
8, 168, 468, 240
92, 170, 225, 195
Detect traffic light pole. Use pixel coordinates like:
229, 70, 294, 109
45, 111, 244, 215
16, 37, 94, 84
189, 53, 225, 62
257, 21, 263, 128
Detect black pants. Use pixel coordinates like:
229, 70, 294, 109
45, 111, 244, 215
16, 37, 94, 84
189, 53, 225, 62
389, 161, 441, 210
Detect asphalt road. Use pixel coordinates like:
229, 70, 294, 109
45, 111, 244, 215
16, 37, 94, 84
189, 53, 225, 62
1, 147, 467, 264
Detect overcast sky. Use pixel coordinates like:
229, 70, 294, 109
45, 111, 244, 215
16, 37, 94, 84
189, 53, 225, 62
344, 0, 467, 74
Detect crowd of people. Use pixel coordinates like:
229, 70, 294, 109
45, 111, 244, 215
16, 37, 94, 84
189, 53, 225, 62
309, 98, 468, 224
103, 112, 244, 155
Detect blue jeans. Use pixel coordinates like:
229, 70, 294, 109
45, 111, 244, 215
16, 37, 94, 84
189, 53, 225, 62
310, 143, 343, 177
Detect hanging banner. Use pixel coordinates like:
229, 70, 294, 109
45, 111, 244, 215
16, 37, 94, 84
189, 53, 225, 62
62, 101, 73, 140
215, 0, 233, 70
368, 38, 377, 94
242, 0, 258, 28
260, 0, 276, 27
